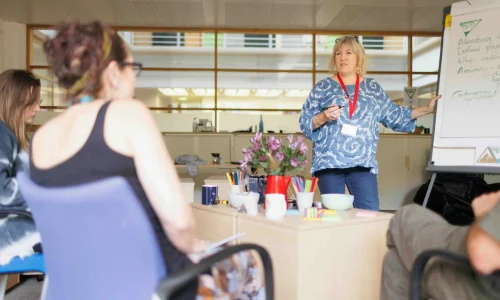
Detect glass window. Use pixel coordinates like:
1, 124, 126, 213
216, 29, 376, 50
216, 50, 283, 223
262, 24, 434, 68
32, 68, 67, 107
152, 32, 184, 46
315, 72, 408, 103
152, 110, 215, 132
31, 30, 56, 66
412, 36, 441, 72
217, 110, 300, 133
120, 31, 215, 68
412, 74, 438, 131
217, 33, 313, 70
243, 34, 276, 48
137, 71, 214, 108
412, 74, 438, 106
316, 35, 408, 71
217, 72, 312, 110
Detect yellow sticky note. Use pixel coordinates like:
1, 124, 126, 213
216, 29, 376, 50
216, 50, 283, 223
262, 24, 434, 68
445, 14, 452, 28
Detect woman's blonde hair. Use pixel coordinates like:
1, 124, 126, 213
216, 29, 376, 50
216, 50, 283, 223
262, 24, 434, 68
0, 70, 41, 151
328, 36, 367, 76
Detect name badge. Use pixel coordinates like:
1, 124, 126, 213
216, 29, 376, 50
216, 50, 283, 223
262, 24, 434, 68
341, 124, 358, 137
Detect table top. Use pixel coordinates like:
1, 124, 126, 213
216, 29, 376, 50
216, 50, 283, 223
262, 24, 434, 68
191, 203, 394, 231
175, 163, 239, 169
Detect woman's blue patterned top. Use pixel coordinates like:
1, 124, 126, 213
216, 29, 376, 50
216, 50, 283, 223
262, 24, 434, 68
299, 77, 416, 175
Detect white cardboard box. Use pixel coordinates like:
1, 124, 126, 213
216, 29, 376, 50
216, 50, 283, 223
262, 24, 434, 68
180, 178, 195, 203
204, 175, 232, 201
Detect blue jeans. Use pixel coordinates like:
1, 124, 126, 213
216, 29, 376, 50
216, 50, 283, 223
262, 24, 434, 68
315, 167, 379, 211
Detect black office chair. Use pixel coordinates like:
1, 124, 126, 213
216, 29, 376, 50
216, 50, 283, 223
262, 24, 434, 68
156, 243, 274, 299
410, 249, 472, 300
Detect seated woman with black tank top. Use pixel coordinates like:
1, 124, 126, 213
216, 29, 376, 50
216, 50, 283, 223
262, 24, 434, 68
30, 21, 264, 299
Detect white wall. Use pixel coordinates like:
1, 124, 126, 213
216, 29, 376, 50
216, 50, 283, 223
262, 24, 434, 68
0, 18, 26, 72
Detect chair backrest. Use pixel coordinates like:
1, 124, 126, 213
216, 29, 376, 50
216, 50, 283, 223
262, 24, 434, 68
17, 173, 167, 300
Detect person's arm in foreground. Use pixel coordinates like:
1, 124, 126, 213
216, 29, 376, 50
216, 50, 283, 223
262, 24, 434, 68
118, 100, 201, 254
467, 191, 500, 274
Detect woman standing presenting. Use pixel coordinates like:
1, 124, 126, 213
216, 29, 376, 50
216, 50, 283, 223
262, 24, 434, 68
299, 36, 440, 211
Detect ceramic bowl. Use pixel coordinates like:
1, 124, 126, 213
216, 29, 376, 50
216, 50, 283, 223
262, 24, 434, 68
321, 193, 354, 211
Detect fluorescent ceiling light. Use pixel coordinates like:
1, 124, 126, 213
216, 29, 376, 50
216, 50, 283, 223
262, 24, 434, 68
192, 89, 206, 96
158, 88, 174, 95
255, 89, 269, 97
237, 89, 250, 96
225, 89, 237, 96
298, 90, 310, 97
158, 88, 188, 96
285, 90, 300, 97
173, 88, 188, 96
267, 89, 282, 97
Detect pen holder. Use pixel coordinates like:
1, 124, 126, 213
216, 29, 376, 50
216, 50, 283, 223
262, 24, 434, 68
296, 192, 314, 213
228, 185, 249, 211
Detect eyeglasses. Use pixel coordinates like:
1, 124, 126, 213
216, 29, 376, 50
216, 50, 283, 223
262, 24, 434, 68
335, 36, 359, 43
118, 62, 143, 77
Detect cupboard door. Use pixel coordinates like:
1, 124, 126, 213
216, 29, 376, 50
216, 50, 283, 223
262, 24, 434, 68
405, 136, 432, 206
197, 134, 232, 163
377, 136, 408, 210
163, 134, 196, 160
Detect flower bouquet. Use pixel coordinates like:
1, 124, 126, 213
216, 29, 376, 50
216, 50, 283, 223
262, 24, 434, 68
240, 132, 308, 176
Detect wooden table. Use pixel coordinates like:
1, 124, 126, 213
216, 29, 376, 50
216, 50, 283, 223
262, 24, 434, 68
191, 203, 393, 300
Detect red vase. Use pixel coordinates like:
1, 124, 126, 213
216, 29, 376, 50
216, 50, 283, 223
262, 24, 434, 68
264, 175, 291, 209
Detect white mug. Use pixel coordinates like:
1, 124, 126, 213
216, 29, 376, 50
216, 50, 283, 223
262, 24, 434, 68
243, 192, 260, 216
265, 193, 286, 220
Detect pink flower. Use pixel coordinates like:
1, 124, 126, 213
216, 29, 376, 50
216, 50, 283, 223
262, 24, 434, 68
297, 136, 304, 144
286, 135, 294, 144
252, 143, 260, 152
244, 152, 252, 162
251, 132, 262, 144
266, 136, 281, 152
240, 160, 248, 172
291, 157, 298, 167
275, 152, 285, 161
260, 154, 267, 162
299, 143, 308, 155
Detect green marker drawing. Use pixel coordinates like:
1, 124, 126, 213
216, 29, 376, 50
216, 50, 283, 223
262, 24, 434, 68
460, 19, 482, 37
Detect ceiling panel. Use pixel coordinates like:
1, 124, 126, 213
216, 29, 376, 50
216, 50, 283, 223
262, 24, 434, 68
0, 0, 456, 32
225, 2, 251, 28
130, 1, 162, 25
291, 4, 315, 28
267, 3, 300, 28
327, 5, 371, 29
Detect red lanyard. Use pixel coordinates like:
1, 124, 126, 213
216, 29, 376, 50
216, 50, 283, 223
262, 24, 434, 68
336, 73, 360, 120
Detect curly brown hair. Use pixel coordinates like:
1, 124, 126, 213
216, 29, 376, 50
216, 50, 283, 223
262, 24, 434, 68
43, 20, 128, 100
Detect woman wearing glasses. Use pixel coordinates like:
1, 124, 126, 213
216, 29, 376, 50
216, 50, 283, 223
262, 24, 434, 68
0, 69, 42, 264
299, 36, 441, 211
31, 21, 262, 299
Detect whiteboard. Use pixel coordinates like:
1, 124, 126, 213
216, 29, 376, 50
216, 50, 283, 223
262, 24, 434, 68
431, 0, 500, 171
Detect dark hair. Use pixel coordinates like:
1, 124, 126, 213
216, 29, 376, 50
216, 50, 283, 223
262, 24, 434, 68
0, 70, 41, 150
43, 20, 128, 100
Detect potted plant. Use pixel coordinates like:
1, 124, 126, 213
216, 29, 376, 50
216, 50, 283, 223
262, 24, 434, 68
240, 133, 308, 208
240, 132, 308, 175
